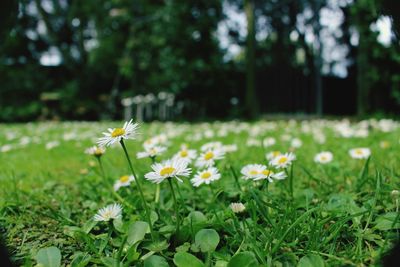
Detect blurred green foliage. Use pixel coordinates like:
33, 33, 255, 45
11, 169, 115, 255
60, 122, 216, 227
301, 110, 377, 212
0, 0, 399, 121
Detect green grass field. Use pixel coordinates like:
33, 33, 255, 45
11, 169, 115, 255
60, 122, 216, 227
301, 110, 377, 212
1, 120, 399, 266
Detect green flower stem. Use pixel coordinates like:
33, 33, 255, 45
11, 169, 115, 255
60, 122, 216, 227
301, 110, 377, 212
285, 165, 294, 199
96, 157, 133, 209
228, 164, 242, 192
96, 156, 107, 182
150, 157, 161, 205
168, 178, 180, 234
120, 140, 154, 240
205, 251, 212, 267
290, 164, 294, 199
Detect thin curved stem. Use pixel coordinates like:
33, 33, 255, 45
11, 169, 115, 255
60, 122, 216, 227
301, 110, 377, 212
168, 178, 180, 235
120, 140, 154, 240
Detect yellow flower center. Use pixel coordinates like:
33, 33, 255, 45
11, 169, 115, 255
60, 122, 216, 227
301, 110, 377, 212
204, 151, 214, 160
272, 151, 281, 157
278, 157, 288, 164
111, 128, 125, 137
381, 141, 389, 148
180, 150, 188, 157
119, 175, 130, 183
355, 149, 363, 155
320, 155, 327, 161
249, 170, 259, 176
160, 167, 175, 176
150, 148, 157, 155
103, 211, 112, 219
262, 169, 273, 176
201, 172, 211, 179
94, 148, 103, 156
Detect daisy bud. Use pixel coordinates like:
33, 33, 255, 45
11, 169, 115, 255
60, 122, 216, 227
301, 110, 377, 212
230, 202, 246, 214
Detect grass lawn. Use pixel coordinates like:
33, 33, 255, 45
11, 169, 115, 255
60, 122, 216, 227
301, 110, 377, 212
0, 120, 399, 266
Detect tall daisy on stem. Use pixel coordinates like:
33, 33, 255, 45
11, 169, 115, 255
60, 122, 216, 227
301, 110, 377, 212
145, 158, 191, 234
97, 119, 155, 240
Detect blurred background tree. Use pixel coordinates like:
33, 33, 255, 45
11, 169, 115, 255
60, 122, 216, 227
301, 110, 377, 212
0, 0, 399, 121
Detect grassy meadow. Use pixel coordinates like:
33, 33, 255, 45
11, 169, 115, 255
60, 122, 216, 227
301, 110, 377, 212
0, 119, 399, 267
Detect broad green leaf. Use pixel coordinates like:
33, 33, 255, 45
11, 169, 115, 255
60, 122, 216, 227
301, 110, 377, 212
176, 242, 191, 253
151, 211, 159, 225
144, 240, 169, 252
227, 252, 258, 267
189, 211, 207, 225
100, 257, 121, 267
113, 218, 125, 233
35, 247, 61, 267
215, 260, 228, 267
195, 229, 220, 252
82, 219, 97, 233
70, 252, 91, 267
173, 252, 204, 267
144, 255, 169, 267
374, 212, 400, 231
297, 254, 325, 267
127, 221, 150, 245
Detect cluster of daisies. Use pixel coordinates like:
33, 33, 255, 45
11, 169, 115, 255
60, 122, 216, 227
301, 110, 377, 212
141, 140, 231, 187
86, 119, 376, 222
88, 120, 238, 221
241, 152, 295, 183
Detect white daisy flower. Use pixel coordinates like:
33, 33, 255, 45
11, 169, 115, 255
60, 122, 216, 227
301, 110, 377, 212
201, 141, 223, 151
0, 144, 13, 153
270, 152, 296, 169
195, 149, 225, 168
246, 138, 261, 147
349, 148, 371, 159
191, 167, 221, 187
137, 146, 167, 159
85, 146, 105, 157
143, 134, 169, 149
314, 151, 333, 164
263, 137, 276, 147
173, 148, 197, 163
290, 138, 302, 148
144, 158, 191, 184
230, 202, 246, 213
93, 203, 123, 222
241, 164, 266, 180
113, 175, 135, 191
223, 144, 238, 153
46, 141, 59, 150
254, 169, 287, 182
266, 151, 281, 161
97, 119, 139, 147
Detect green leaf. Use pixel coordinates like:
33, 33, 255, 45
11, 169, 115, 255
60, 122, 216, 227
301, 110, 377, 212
195, 229, 220, 252
100, 257, 121, 267
374, 212, 400, 231
127, 221, 150, 245
113, 218, 125, 233
189, 211, 207, 225
173, 252, 204, 267
297, 254, 325, 267
144, 255, 169, 267
227, 252, 258, 267
35, 247, 61, 267
176, 242, 191, 253
144, 240, 170, 252
215, 260, 228, 267
70, 252, 91, 267
82, 219, 98, 233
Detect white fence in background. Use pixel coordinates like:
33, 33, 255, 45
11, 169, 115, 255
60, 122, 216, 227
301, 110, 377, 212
121, 92, 181, 121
